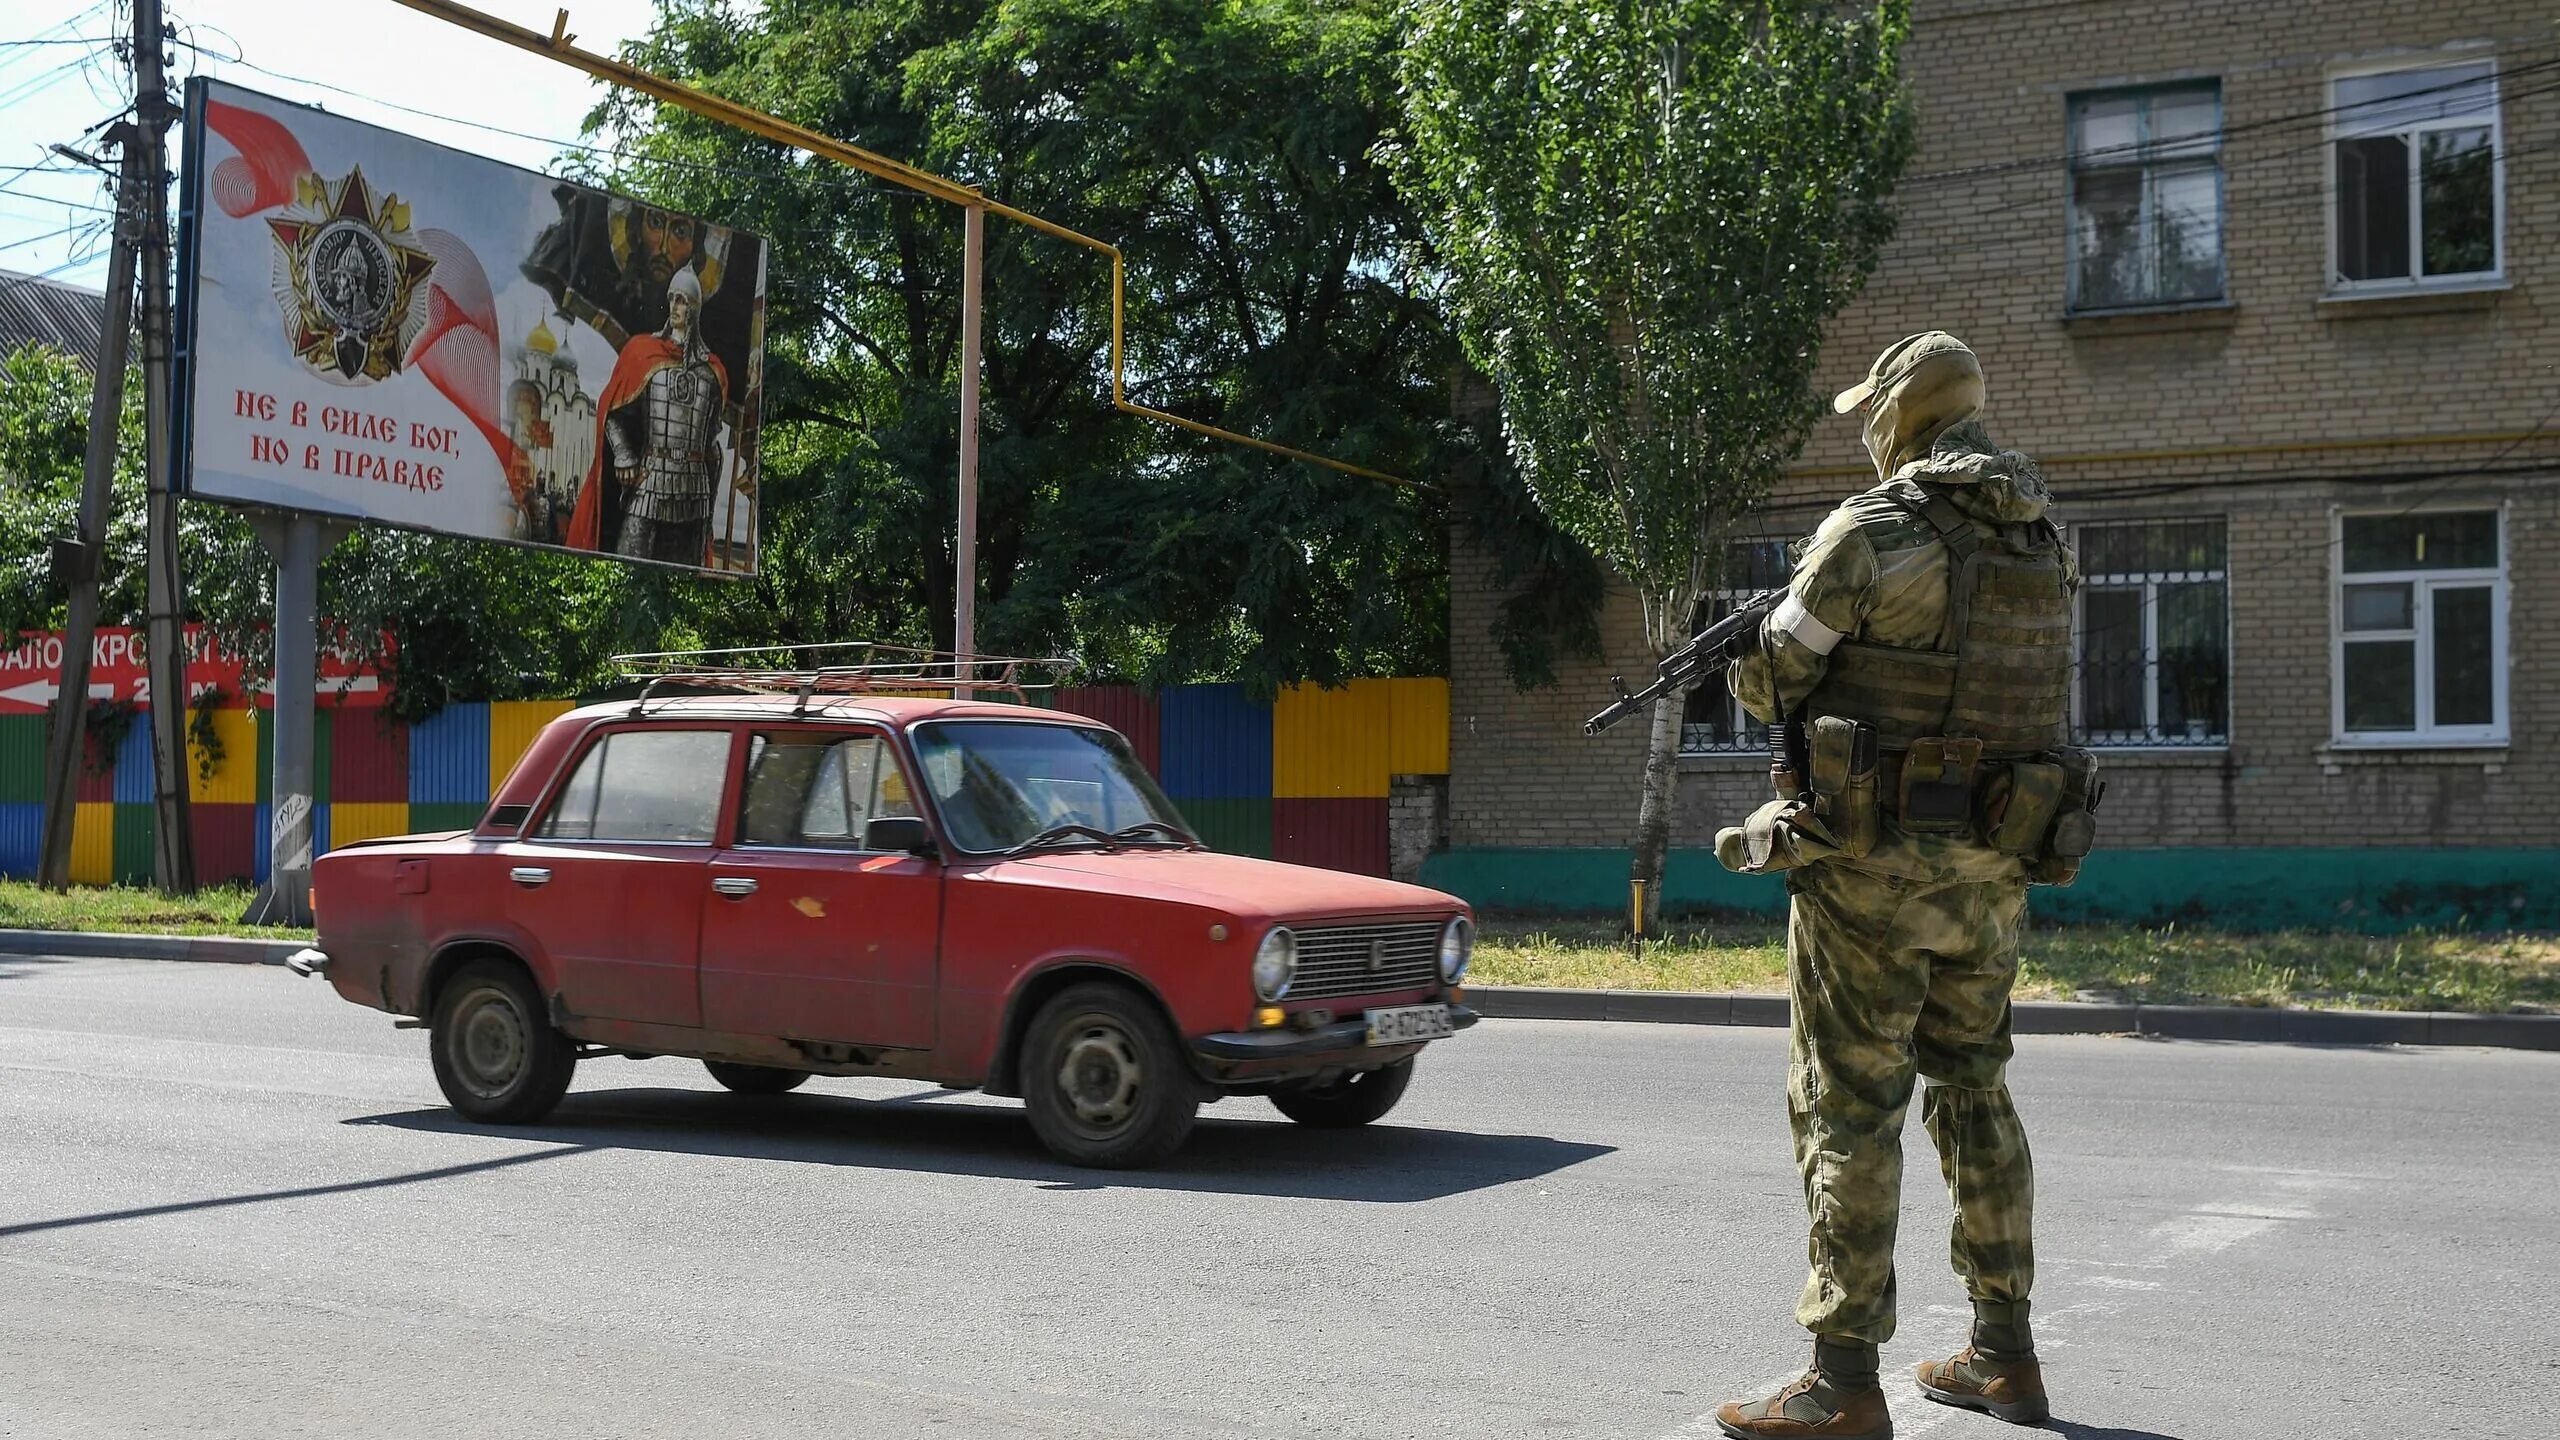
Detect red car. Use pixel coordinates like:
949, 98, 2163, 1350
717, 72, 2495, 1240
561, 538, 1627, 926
299, 691, 1478, 1167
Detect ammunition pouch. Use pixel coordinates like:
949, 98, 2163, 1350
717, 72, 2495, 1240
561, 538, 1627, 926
2027, 746, 2105, 886
1980, 760, 2066, 858
1715, 797, 1842, 876
1896, 737, 1982, 835
1807, 717, 1880, 860
1851, 738, 2104, 881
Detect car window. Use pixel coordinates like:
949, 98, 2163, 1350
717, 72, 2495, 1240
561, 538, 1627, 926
911, 721, 1177, 852
738, 731, 917, 850
537, 729, 730, 843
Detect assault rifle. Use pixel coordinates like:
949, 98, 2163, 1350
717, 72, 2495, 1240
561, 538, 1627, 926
1583, 588, 1787, 735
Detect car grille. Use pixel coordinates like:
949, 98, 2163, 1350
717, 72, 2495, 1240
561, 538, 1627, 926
1287, 920, 1443, 1002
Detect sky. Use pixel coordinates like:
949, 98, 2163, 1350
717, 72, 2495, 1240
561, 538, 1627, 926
0, 0, 674, 292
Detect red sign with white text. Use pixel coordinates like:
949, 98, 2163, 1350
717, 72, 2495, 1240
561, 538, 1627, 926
0, 626, 386, 716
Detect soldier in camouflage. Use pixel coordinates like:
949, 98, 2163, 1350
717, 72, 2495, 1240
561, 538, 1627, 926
1713, 334, 2079, 1439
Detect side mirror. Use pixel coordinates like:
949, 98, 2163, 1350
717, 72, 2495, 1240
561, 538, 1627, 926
866, 815, 936, 857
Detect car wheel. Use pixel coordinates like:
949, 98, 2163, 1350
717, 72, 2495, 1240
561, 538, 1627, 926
1271, 1058, 1413, 1128
430, 958, 576, 1125
1021, 982, 1199, 1169
704, 1061, 810, 1095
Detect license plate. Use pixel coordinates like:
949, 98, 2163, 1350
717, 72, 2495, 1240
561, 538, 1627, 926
1366, 1003, 1453, 1046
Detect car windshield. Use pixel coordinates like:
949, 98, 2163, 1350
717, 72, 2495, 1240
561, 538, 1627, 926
910, 721, 1191, 854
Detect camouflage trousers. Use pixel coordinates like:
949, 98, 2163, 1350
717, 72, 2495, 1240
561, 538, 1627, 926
1786, 846, 2036, 1345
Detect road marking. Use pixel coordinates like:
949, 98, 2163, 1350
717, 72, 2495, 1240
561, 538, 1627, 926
1665, 1166, 2371, 1439
2148, 1211, 2281, 1257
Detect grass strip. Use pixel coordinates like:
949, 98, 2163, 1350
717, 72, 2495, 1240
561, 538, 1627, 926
1477, 917, 2560, 1014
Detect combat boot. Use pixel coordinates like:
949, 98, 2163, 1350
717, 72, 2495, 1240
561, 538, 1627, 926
1913, 1300, 2048, 1425
1715, 1338, 1893, 1440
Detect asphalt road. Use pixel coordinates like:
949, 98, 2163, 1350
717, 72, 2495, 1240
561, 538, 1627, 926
3, 956, 2556, 1440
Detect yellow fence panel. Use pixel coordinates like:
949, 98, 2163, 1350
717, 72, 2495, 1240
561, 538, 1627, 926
70, 802, 113, 886
331, 802, 413, 848
1272, 679, 1391, 798
187, 707, 259, 804
1386, 677, 1449, 776
487, 701, 576, 793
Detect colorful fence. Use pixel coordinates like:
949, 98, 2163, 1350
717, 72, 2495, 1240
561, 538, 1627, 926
0, 681, 1449, 885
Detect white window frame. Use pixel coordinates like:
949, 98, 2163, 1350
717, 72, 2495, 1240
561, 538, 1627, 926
2071, 519, 2232, 750
2066, 81, 2227, 313
2330, 506, 2508, 748
2326, 56, 2505, 294
1679, 539, 1792, 756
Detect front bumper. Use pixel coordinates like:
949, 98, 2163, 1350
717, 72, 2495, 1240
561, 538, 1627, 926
1193, 1003, 1480, 1062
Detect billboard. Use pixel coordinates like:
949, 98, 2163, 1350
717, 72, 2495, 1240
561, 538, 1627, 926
176, 79, 767, 576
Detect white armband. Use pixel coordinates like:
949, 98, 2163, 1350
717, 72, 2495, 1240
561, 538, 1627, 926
1770, 595, 1845, 656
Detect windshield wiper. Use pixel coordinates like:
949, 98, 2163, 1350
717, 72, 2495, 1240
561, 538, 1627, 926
1111, 821, 1200, 848
1006, 823, 1123, 855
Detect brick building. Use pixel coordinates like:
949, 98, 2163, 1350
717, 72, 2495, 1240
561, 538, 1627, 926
1431, 0, 2560, 928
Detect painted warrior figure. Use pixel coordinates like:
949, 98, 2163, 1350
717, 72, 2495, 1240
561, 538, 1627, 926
568, 267, 730, 566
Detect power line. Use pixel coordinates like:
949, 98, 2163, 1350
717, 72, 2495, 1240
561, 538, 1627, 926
0, 217, 97, 253
0, 54, 101, 110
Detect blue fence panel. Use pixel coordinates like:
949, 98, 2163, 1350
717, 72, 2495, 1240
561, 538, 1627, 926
0, 802, 40, 878
112, 715, 155, 804
408, 703, 491, 804
250, 801, 322, 880
1157, 683, 1272, 799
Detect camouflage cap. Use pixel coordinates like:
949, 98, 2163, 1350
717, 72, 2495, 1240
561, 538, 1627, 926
1831, 332, 1982, 415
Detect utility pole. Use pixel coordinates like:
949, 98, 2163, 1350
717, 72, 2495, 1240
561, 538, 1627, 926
134, 0, 195, 893
34, 134, 142, 890
952, 203, 982, 694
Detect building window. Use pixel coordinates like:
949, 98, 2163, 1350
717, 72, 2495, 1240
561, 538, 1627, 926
1680, 538, 1793, 755
2068, 82, 2223, 311
2073, 519, 2229, 747
2334, 510, 2505, 745
2331, 62, 2501, 288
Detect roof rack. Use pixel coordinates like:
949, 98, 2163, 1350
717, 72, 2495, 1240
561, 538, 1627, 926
611, 642, 1079, 717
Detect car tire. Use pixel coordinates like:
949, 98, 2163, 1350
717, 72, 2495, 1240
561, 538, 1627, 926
1021, 982, 1199, 1169
1271, 1058, 1413, 1128
704, 1061, 810, 1095
429, 958, 576, 1125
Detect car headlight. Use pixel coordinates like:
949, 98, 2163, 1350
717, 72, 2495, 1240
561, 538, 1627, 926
1439, 916, 1473, 984
1253, 926, 1298, 1002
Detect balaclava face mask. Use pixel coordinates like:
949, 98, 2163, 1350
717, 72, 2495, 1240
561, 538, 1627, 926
1861, 352, 1986, 481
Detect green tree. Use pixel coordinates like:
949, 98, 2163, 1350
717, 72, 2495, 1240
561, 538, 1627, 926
1391, 0, 1915, 924
0, 341, 267, 660
590, 0, 1456, 691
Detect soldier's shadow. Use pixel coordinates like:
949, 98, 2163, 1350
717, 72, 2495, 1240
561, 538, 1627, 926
2038, 1423, 2189, 1439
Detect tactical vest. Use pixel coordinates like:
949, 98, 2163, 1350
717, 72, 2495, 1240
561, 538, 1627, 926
1805, 479, 2073, 758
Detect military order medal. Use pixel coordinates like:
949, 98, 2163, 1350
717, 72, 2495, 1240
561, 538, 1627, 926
267, 166, 437, 382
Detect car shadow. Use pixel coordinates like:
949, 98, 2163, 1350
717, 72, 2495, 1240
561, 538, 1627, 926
348, 1086, 1616, 1203
0, 954, 75, 981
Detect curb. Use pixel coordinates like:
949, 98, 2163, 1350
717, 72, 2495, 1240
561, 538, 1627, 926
0, 929, 303, 966
1466, 985, 2560, 1051
5, 931, 2553, 1052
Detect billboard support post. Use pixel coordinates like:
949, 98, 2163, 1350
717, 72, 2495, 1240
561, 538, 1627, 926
954, 203, 982, 698
242, 513, 346, 928
36, 134, 144, 891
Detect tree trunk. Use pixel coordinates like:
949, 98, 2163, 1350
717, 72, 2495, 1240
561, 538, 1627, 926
1628, 683, 1685, 935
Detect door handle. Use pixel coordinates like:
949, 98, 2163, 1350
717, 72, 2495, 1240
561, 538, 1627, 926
509, 867, 552, 887
712, 876, 759, 897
